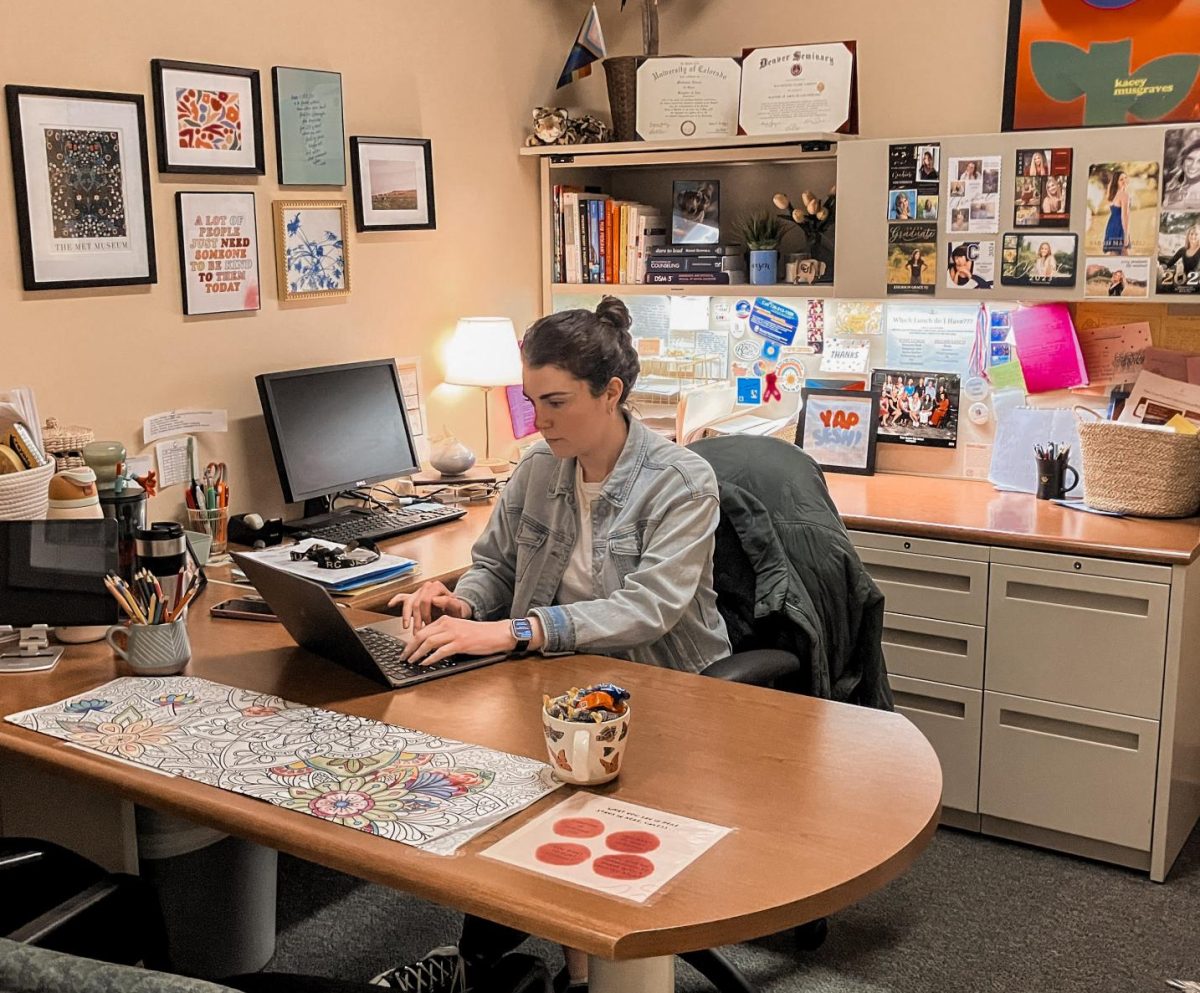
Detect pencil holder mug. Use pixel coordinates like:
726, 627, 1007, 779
542, 706, 631, 786
1035, 457, 1079, 501
106, 618, 191, 676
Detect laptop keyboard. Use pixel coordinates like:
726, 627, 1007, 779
356, 627, 475, 685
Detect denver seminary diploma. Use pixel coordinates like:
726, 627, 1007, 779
738, 42, 857, 135
636, 58, 741, 140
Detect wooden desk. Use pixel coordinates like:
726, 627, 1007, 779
0, 592, 940, 992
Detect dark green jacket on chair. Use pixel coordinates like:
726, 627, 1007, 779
690, 436, 893, 710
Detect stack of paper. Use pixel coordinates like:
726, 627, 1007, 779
0, 386, 42, 450
237, 539, 417, 593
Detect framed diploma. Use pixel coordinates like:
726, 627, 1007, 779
738, 42, 858, 135
636, 57, 741, 141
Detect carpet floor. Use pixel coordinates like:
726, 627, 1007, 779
266, 824, 1200, 992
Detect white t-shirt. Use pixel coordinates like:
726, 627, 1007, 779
555, 461, 606, 605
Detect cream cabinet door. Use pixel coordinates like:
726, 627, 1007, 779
856, 547, 989, 625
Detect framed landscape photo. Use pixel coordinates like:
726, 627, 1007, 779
175, 191, 261, 315
349, 136, 435, 231
151, 59, 264, 174
272, 66, 345, 186
5, 84, 157, 290
795, 388, 879, 475
272, 199, 350, 301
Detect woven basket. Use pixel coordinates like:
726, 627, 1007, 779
0, 459, 55, 520
42, 416, 94, 471
1076, 409, 1200, 517
603, 56, 641, 142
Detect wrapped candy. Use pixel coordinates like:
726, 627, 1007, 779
543, 683, 630, 723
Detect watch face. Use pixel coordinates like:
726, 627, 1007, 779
512, 618, 533, 639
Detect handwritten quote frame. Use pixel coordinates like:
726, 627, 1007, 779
272, 66, 346, 186
795, 387, 879, 475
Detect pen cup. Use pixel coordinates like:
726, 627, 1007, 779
106, 618, 191, 676
1035, 457, 1079, 501
186, 506, 229, 563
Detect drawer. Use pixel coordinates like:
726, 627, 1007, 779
890, 675, 981, 814
849, 530, 989, 562
989, 546, 1170, 585
882, 612, 984, 688
980, 693, 1158, 852
986, 564, 1167, 719
855, 546, 989, 625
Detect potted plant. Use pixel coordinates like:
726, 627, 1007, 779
773, 187, 836, 282
738, 211, 784, 285
603, 0, 660, 142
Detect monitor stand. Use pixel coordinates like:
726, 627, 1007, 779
0, 625, 64, 673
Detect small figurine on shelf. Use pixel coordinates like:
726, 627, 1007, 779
524, 107, 611, 147
114, 461, 157, 498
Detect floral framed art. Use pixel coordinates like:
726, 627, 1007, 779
272, 66, 345, 186
5, 84, 157, 291
349, 136, 435, 231
175, 191, 261, 315
272, 200, 350, 301
795, 388, 879, 475
151, 59, 264, 174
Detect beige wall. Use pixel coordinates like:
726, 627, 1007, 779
6, 0, 1012, 522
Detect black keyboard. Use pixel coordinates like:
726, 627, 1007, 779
305, 503, 466, 544
356, 627, 479, 686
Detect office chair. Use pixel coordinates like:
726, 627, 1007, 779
679, 435, 893, 993
0, 838, 551, 993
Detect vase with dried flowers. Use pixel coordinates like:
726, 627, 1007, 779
773, 187, 836, 281
738, 211, 785, 285
603, 0, 661, 142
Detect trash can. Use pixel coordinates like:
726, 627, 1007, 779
135, 807, 277, 979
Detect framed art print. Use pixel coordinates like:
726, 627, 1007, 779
5, 84, 157, 290
272, 67, 345, 186
795, 388, 878, 475
151, 59, 264, 174
175, 191, 261, 315
272, 199, 350, 301
349, 136, 435, 231
871, 369, 960, 448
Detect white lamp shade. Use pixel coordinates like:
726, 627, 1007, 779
444, 317, 522, 387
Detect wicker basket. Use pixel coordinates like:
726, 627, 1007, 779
603, 56, 641, 142
42, 416, 94, 471
0, 459, 55, 520
1076, 409, 1200, 517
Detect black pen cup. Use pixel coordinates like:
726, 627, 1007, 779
1035, 458, 1079, 500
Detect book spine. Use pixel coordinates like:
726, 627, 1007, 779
552, 185, 563, 284
562, 192, 579, 283
625, 205, 639, 284
644, 271, 740, 284
588, 200, 601, 283
580, 201, 590, 282
648, 244, 742, 256
636, 219, 666, 283
599, 201, 608, 283
646, 256, 725, 272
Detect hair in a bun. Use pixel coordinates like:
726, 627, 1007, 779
522, 295, 640, 404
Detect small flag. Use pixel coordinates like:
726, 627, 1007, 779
557, 3, 607, 89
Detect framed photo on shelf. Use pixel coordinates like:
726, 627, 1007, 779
272, 66, 345, 186
151, 59, 264, 174
349, 136, 435, 231
871, 369, 960, 449
671, 179, 720, 245
272, 199, 350, 301
175, 191, 260, 315
5, 84, 157, 291
795, 388, 878, 475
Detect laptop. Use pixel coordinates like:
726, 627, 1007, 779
232, 552, 509, 688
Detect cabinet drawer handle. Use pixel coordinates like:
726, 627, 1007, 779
1003, 581, 1150, 618
866, 562, 972, 593
998, 709, 1140, 750
893, 691, 966, 719
883, 627, 970, 657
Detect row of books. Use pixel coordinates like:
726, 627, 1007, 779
554, 187, 666, 285
644, 245, 747, 285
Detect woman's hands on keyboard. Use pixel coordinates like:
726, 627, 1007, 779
389, 580, 472, 634
400, 617, 517, 667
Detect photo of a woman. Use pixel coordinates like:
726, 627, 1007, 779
908, 249, 927, 285
1103, 170, 1131, 255
1108, 269, 1125, 296
958, 160, 980, 181
919, 149, 938, 181
1162, 222, 1200, 278
1032, 241, 1058, 279
891, 191, 913, 220
1026, 150, 1048, 177
1164, 137, 1200, 209
1041, 176, 1065, 215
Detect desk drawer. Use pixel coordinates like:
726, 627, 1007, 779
856, 547, 988, 625
986, 564, 1167, 719
891, 675, 981, 814
882, 613, 984, 688
979, 692, 1157, 852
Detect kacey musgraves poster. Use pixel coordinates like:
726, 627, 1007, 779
1003, 0, 1200, 131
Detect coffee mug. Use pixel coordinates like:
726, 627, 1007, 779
106, 619, 191, 676
542, 706, 631, 786
794, 258, 827, 284
1035, 458, 1079, 501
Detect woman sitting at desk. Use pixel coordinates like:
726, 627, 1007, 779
374, 296, 730, 992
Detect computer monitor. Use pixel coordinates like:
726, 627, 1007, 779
256, 359, 420, 510
0, 519, 118, 628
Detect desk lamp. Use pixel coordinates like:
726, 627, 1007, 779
443, 316, 522, 466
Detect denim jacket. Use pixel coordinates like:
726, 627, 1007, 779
452, 417, 731, 673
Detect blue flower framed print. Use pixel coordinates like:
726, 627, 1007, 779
272, 199, 350, 301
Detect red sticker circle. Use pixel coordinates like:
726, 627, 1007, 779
536, 843, 590, 866
606, 830, 661, 854
592, 853, 655, 879
554, 817, 606, 838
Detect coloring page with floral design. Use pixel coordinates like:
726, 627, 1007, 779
6, 676, 560, 855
